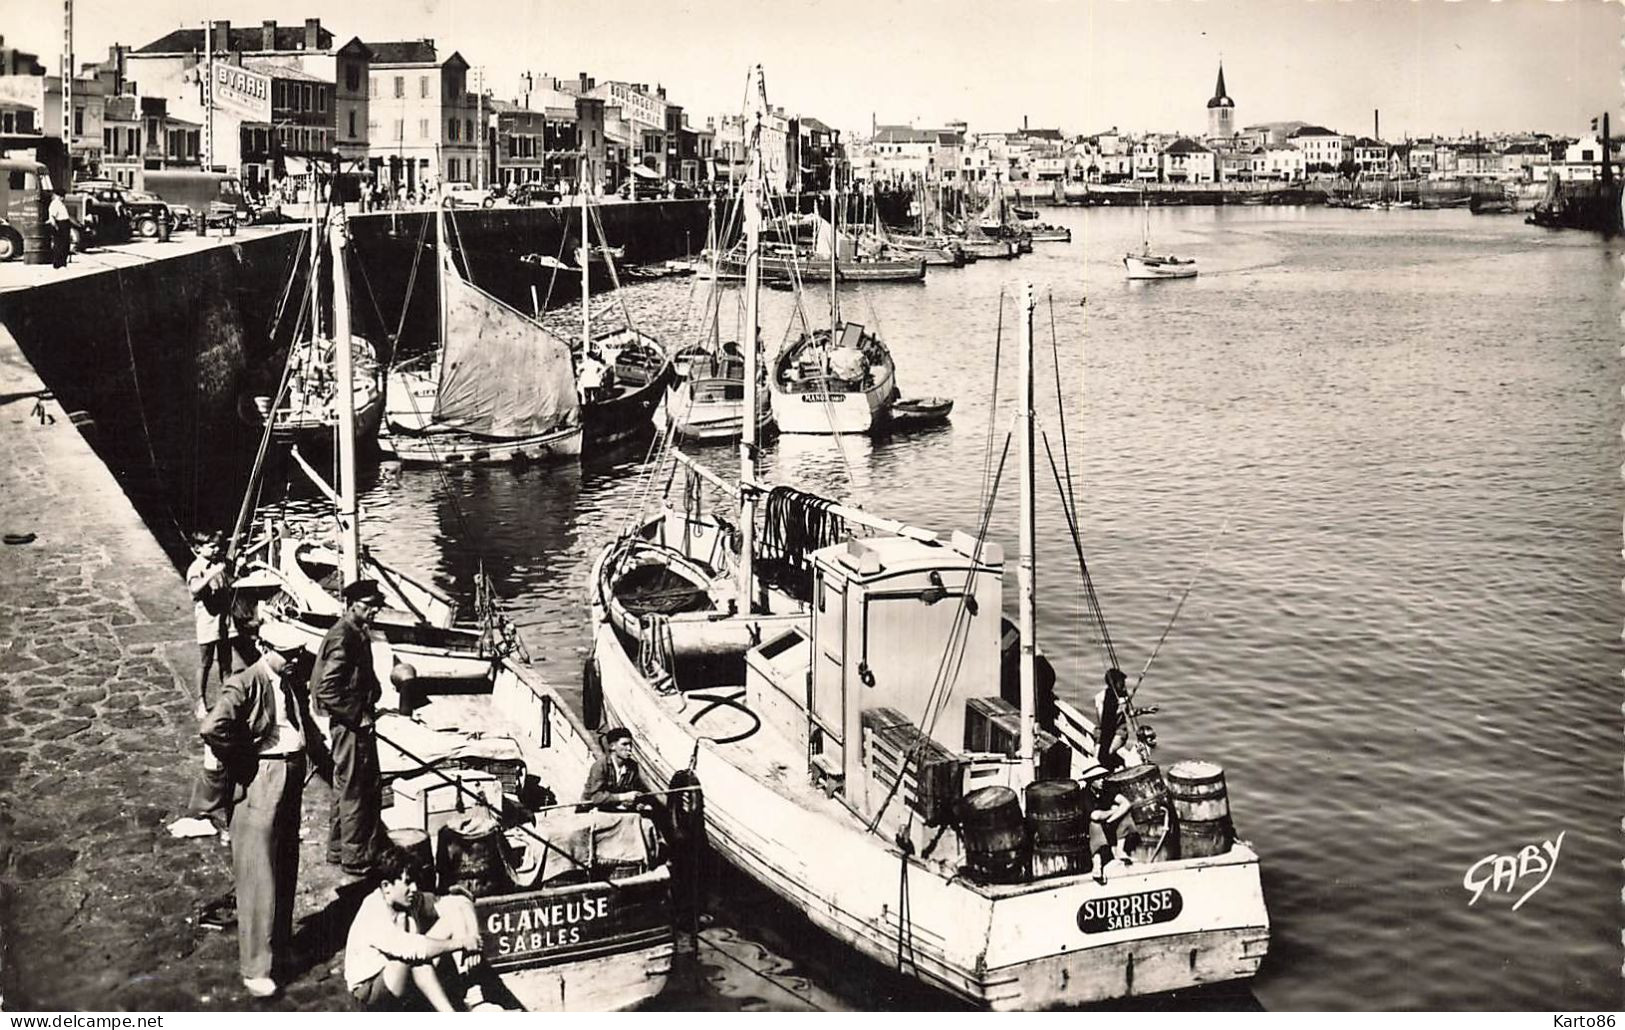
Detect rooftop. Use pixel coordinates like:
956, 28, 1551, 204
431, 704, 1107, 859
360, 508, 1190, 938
136, 23, 334, 55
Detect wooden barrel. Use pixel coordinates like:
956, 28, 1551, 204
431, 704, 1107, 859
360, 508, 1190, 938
1167, 760, 1233, 859
1024, 779, 1090, 879
1106, 763, 1169, 825
387, 827, 434, 889
958, 786, 1027, 883
436, 821, 511, 895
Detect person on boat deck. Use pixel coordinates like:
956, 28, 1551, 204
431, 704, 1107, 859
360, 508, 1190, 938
345, 845, 481, 1012
578, 347, 612, 404
583, 727, 655, 812
199, 621, 326, 998
1093, 667, 1144, 772
1088, 781, 1139, 885
188, 532, 258, 721
311, 579, 390, 877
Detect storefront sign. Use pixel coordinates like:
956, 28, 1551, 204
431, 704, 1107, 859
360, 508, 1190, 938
213, 64, 271, 121
1077, 887, 1183, 934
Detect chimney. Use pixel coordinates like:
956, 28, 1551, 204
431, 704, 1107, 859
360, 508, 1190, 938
579, 71, 588, 93
656, 85, 666, 100
1023, 114, 1028, 131
304, 18, 321, 52
211, 20, 231, 53
1374, 108, 1380, 141
261, 21, 276, 51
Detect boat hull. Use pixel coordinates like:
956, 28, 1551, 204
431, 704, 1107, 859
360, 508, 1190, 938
386, 424, 584, 466
1124, 255, 1198, 280
590, 617, 1270, 1009
770, 378, 896, 434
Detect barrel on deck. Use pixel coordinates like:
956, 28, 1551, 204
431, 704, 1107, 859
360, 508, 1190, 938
1106, 764, 1170, 864
387, 827, 435, 889
1167, 760, 1233, 858
959, 786, 1028, 883
1024, 779, 1090, 879
436, 820, 512, 895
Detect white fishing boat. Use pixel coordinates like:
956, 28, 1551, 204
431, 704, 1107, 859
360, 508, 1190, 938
588, 72, 1270, 1007
1123, 195, 1197, 280
381, 201, 582, 466
769, 181, 899, 435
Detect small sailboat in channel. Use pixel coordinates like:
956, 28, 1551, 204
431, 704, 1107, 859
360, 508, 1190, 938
1123, 193, 1198, 280
382, 201, 583, 465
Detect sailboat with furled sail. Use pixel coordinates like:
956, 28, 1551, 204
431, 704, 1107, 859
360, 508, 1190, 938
588, 66, 1269, 1009
383, 204, 582, 465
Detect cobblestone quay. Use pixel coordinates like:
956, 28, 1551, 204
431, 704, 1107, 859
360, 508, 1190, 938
0, 327, 357, 1011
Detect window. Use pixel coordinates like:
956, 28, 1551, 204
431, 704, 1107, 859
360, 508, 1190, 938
448, 158, 459, 180
591, 129, 597, 147
304, 86, 313, 111
128, 128, 138, 154
346, 65, 360, 93
73, 107, 83, 136
421, 76, 431, 99
317, 88, 326, 114
419, 118, 429, 140
369, 76, 377, 98
393, 76, 404, 99
447, 118, 457, 141
367, 119, 378, 135
393, 119, 404, 142
465, 119, 473, 143
348, 110, 357, 138
104, 128, 113, 154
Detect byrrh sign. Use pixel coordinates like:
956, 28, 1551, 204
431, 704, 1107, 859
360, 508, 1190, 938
213, 64, 271, 121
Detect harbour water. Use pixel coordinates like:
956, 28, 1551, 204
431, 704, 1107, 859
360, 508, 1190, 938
280, 205, 1619, 1009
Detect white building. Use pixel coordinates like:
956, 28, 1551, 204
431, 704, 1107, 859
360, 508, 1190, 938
1264, 143, 1306, 181
1289, 125, 1345, 173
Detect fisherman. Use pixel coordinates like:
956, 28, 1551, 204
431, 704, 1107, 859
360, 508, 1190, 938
310, 579, 389, 877
577, 346, 611, 405
344, 845, 481, 1012
199, 620, 324, 998
582, 727, 654, 811
1087, 780, 1138, 885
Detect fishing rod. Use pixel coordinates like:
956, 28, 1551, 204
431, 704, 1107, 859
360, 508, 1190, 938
1128, 512, 1232, 703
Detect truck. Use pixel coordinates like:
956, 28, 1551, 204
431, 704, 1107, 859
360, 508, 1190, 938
138, 170, 250, 233
0, 158, 48, 261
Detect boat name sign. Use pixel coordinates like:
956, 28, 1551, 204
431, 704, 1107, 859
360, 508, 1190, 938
801, 394, 848, 403
1076, 887, 1183, 934
476, 882, 666, 970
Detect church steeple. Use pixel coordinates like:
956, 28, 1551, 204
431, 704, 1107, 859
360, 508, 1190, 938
1206, 61, 1235, 139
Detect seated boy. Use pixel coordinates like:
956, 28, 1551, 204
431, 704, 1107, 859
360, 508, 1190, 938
344, 846, 482, 1011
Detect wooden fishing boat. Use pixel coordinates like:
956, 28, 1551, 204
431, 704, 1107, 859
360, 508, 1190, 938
591, 280, 1270, 1010
1124, 195, 1197, 280
770, 322, 898, 434
383, 203, 583, 466
589, 89, 1269, 1003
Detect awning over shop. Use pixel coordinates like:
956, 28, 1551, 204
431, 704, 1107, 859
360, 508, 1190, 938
631, 164, 661, 179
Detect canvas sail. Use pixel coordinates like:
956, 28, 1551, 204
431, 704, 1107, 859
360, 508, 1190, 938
433, 259, 579, 438
811, 214, 855, 260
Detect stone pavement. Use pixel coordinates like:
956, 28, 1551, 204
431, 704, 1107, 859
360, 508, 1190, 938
0, 325, 361, 1011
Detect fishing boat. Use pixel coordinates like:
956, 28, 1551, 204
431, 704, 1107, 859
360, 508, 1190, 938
657, 198, 774, 444
367, 658, 693, 1010
381, 202, 583, 466
1025, 222, 1072, 243
590, 101, 1270, 1000
1123, 195, 1197, 280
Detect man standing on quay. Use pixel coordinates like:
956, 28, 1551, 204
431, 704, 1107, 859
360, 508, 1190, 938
199, 621, 323, 998
311, 579, 389, 876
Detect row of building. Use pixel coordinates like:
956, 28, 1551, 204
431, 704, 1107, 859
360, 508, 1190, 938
853, 68, 1620, 187
0, 30, 1612, 198
0, 20, 845, 198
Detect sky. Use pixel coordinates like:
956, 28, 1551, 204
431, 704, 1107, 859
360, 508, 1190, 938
7, 0, 1620, 141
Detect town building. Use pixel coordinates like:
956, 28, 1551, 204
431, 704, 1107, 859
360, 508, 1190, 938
1161, 138, 1215, 183
1264, 143, 1306, 181
1288, 125, 1345, 174
1351, 137, 1389, 175
0, 73, 105, 175
364, 39, 479, 192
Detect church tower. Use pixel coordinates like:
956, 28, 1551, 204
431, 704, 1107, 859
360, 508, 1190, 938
1206, 62, 1235, 140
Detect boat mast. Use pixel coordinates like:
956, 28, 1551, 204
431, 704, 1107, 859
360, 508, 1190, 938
738, 65, 766, 609
828, 175, 838, 335
1017, 281, 1036, 777
581, 159, 591, 352
329, 208, 361, 584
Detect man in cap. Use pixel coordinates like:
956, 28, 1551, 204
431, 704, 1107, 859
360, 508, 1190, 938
310, 579, 389, 877
200, 619, 322, 998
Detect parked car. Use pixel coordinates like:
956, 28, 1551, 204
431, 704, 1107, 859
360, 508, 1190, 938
140, 170, 247, 232
442, 181, 494, 208
61, 182, 170, 248
121, 189, 178, 238
617, 176, 667, 201
513, 182, 562, 206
